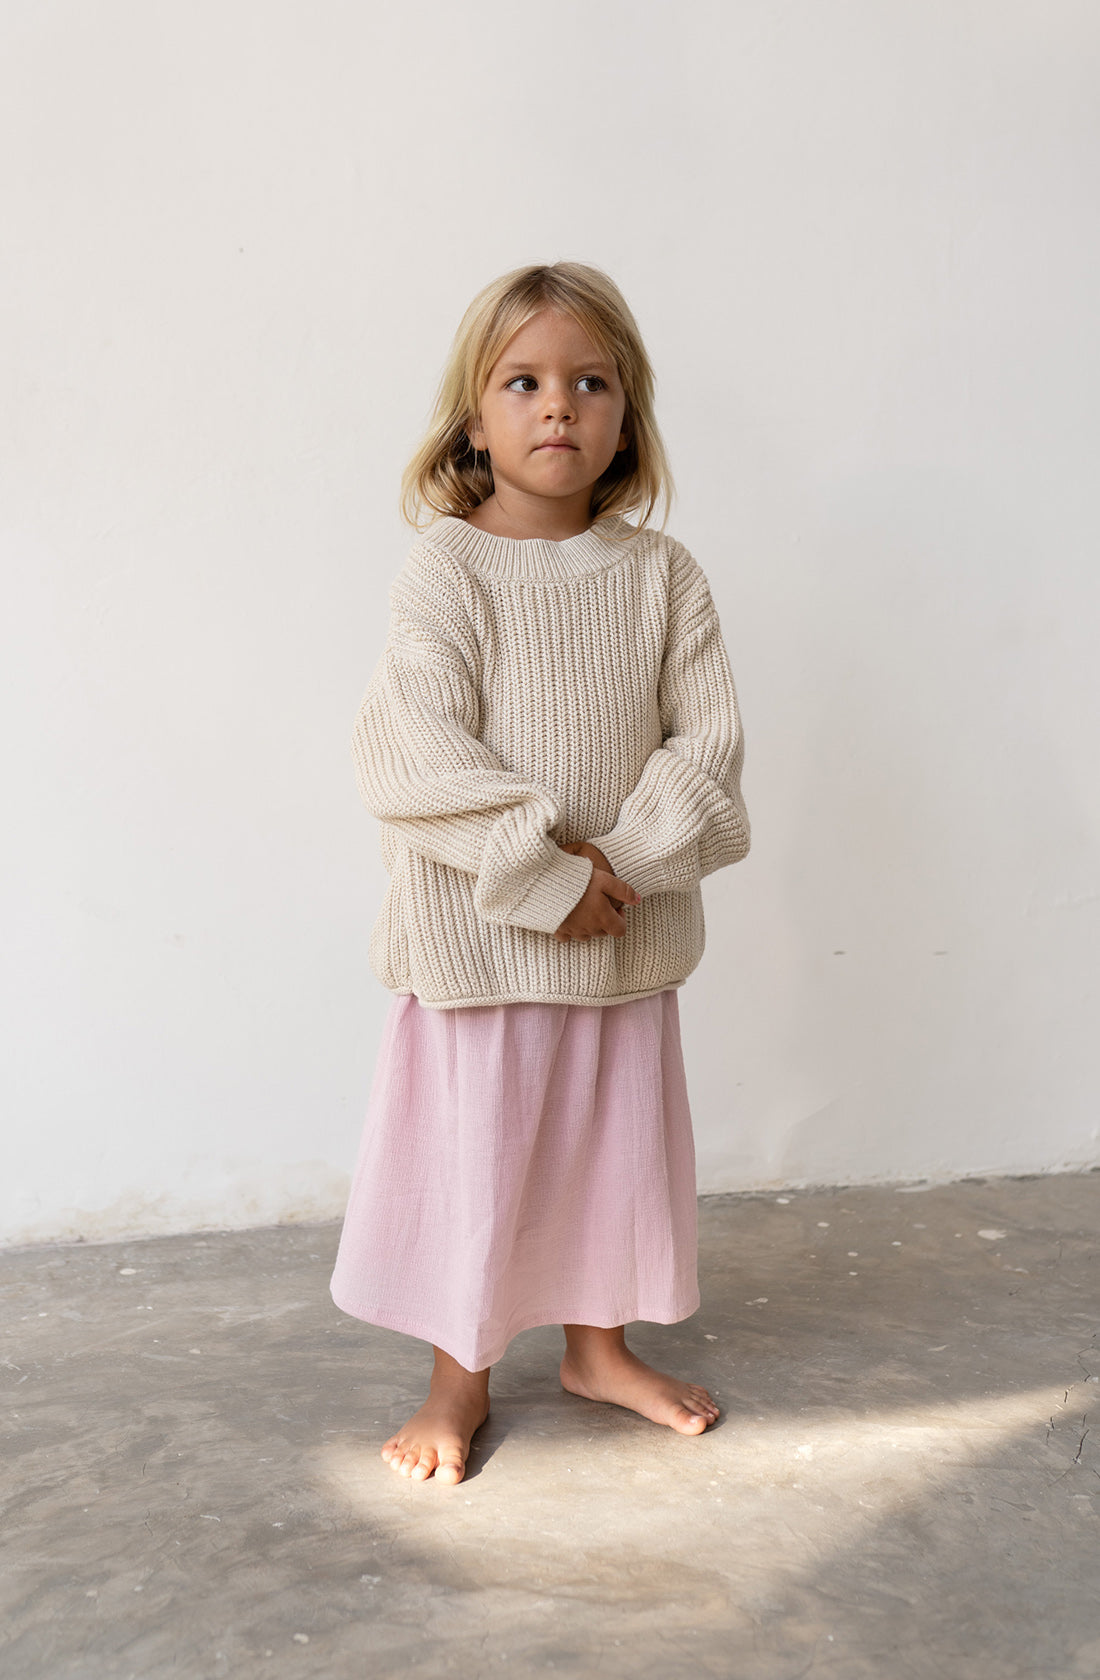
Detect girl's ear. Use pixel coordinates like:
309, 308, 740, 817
465, 413, 487, 453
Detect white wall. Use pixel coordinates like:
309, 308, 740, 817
3, 1, 1098, 1244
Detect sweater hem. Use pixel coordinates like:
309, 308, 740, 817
382, 978, 688, 1011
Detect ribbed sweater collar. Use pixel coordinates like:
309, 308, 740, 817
423, 513, 643, 582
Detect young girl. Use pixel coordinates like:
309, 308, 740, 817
330, 261, 750, 1484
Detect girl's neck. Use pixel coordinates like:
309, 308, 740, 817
462, 491, 595, 544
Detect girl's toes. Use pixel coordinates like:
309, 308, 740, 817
676, 1407, 709, 1435
410, 1450, 437, 1480
436, 1455, 465, 1485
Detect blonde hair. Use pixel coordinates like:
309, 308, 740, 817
399, 262, 675, 534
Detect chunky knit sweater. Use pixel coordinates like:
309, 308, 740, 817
352, 512, 750, 1009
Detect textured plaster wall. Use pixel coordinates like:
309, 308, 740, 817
3, 1, 1098, 1242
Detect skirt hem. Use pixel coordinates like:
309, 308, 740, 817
329, 1287, 703, 1374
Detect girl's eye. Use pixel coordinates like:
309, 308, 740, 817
503, 374, 608, 393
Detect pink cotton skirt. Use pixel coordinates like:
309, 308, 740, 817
329, 986, 700, 1372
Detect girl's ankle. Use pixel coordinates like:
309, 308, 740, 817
431, 1347, 491, 1394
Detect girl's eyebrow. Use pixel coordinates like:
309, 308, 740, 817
497, 359, 616, 375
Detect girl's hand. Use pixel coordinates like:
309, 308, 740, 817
560, 839, 627, 909
554, 841, 640, 941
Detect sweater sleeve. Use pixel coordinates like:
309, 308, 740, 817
587, 544, 750, 897
351, 555, 594, 936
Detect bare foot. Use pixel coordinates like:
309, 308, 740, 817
560, 1325, 719, 1435
381, 1347, 491, 1484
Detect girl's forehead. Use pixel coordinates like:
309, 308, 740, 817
493, 308, 611, 367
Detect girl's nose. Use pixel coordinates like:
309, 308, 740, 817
543, 386, 575, 420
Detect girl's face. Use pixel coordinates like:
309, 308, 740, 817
467, 310, 629, 522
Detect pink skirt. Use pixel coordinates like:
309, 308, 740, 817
329, 986, 700, 1372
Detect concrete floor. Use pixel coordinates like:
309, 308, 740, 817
2, 1174, 1099, 1680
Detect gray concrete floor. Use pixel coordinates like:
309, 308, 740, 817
2, 1174, 1099, 1680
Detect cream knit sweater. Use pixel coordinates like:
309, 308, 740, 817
353, 512, 750, 1009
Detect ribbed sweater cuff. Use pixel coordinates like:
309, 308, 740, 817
587, 822, 675, 899
505, 847, 594, 935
